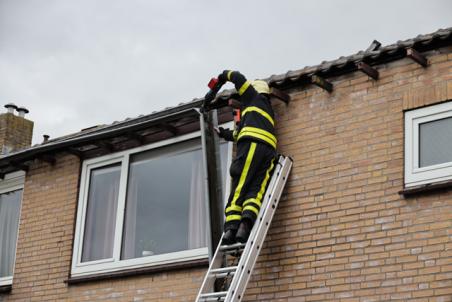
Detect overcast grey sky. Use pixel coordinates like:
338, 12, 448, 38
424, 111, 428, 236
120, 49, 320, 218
0, 0, 451, 144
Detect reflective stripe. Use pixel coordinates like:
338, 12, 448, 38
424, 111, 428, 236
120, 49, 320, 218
226, 214, 242, 222
226, 205, 242, 213
243, 205, 259, 216
255, 158, 275, 205
243, 198, 261, 208
238, 131, 276, 149
233, 129, 238, 141
242, 158, 274, 218
230, 142, 257, 211
238, 81, 250, 95
227, 70, 233, 81
238, 127, 277, 149
242, 106, 275, 126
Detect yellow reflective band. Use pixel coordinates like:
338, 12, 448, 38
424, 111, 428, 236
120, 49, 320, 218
255, 158, 275, 205
243, 198, 261, 208
226, 205, 242, 213
240, 127, 277, 144
233, 129, 238, 140
230, 142, 257, 211
243, 205, 259, 216
238, 131, 276, 149
241, 106, 275, 126
226, 214, 242, 222
238, 81, 251, 95
238, 127, 277, 149
227, 70, 233, 81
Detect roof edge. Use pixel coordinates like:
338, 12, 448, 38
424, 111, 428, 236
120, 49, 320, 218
0, 27, 451, 170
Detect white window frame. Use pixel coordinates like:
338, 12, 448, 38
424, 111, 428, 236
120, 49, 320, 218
71, 122, 233, 277
405, 101, 452, 187
0, 171, 25, 286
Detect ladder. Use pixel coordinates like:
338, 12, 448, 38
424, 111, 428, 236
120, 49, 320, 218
196, 155, 293, 302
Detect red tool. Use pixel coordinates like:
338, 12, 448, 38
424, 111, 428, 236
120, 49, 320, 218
208, 77, 219, 90
202, 77, 225, 112
233, 109, 241, 126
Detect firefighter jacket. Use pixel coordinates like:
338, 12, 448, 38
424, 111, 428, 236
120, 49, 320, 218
222, 70, 277, 149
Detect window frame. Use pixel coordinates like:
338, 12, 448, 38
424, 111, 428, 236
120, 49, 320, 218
405, 101, 452, 187
72, 123, 233, 277
0, 171, 25, 286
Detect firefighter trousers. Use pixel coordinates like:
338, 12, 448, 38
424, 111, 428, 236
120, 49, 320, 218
224, 139, 276, 232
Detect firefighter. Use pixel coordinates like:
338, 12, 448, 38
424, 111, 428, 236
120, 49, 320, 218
214, 70, 277, 244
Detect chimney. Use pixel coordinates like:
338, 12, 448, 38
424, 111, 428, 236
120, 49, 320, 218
42, 134, 50, 144
0, 103, 34, 156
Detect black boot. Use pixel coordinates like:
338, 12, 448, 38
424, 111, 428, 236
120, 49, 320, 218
236, 219, 252, 243
222, 229, 237, 245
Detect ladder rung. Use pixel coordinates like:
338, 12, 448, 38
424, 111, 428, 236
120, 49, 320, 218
199, 291, 227, 301
210, 266, 237, 278
219, 242, 245, 251
200, 298, 225, 302
223, 249, 243, 257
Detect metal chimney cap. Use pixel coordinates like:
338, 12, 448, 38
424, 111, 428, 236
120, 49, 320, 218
42, 134, 50, 143
16, 106, 29, 114
4, 103, 18, 110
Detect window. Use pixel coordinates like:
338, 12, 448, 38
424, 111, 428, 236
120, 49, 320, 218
81, 164, 120, 263
72, 129, 231, 277
405, 101, 452, 187
0, 171, 25, 286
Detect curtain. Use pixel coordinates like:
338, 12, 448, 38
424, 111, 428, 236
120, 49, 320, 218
81, 165, 120, 262
0, 190, 22, 278
188, 152, 208, 249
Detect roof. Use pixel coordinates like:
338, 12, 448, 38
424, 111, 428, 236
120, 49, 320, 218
266, 27, 452, 87
1, 27, 451, 173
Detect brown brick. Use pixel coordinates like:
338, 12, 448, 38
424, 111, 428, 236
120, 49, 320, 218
0, 112, 33, 153
5, 48, 452, 302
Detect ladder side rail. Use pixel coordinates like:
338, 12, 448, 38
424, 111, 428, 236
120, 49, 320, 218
199, 156, 284, 302
226, 156, 284, 301
229, 155, 283, 269
229, 157, 292, 301
227, 157, 292, 302
243, 155, 283, 251
196, 155, 292, 302
229, 155, 286, 285
195, 233, 227, 300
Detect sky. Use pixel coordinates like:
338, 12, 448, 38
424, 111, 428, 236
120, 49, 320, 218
0, 0, 451, 144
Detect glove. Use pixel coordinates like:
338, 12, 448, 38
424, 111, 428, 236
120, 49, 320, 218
218, 70, 230, 83
204, 90, 216, 103
216, 127, 234, 141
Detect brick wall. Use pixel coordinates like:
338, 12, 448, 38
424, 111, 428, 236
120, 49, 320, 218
0, 113, 33, 154
1, 47, 451, 302
244, 48, 452, 301
3, 154, 205, 301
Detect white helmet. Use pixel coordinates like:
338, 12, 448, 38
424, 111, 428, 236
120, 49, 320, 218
251, 80, 270, 95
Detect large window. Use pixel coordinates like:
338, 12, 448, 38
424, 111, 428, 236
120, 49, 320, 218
72, 130, 231, 277
0, 171, 25, 286
405, 101, 452, 187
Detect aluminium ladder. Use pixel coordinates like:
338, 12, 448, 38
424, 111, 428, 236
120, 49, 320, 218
196, 155, 293, 302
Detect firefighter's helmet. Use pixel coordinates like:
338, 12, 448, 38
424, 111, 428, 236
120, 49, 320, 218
250, 80, 270, 95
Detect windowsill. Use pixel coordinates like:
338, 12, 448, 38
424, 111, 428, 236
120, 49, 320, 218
66, 257, 209, 285
399, 179, 452, 197
0, 285, 12, 294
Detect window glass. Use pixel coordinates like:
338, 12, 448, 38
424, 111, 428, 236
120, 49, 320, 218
419, 117, 452, 167
121, 140, 228, 259
72, 132, 232, 276
0, 189, 22, 278
82, 164, 121, 262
